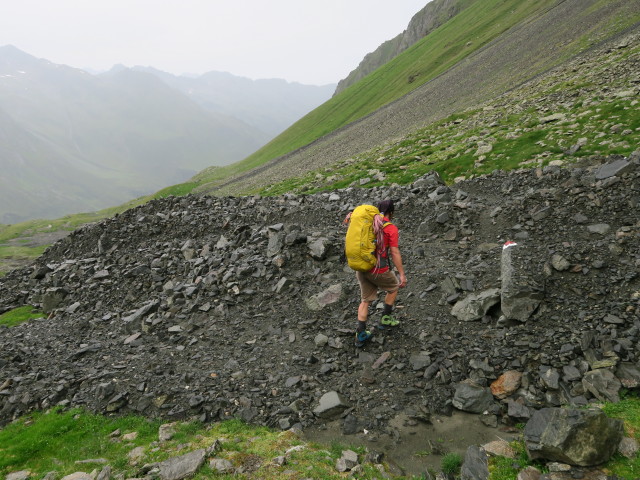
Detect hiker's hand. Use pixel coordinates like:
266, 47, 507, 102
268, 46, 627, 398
398, 273, 407, 288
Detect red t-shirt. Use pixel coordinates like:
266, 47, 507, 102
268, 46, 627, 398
370, 218, 399, 274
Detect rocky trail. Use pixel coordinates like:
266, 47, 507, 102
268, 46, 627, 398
0, 152, 639, 472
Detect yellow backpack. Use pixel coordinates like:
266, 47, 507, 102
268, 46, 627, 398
344, 204, 390, 272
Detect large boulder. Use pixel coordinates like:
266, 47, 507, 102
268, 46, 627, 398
451, 289, 500, 321
524, 408, 623, 466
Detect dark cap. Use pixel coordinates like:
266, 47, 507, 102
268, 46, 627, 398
377, 199, 395, 215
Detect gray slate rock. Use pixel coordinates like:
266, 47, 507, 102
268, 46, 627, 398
524, 408, 623, 466
313, 391, 350, 419
157, 448, 207, 480
582, 368, 621, 403
452, 380, 494, 413
501, 244, 543, 322
618, 437, 639, 459
587, 224, 610, 235
460, 445, 489, 480
60, 474, 92, 480
595, 158, 634, 180
308, 237, 331, 260
6, 472, 31, 480
516, 466, 542, 480
305, 284, 343, 311
451, 288, 500, 321
209, 458, 234, 474
616, 362, 640, 388
336, 449, 359, 472
42, 287, 67, 313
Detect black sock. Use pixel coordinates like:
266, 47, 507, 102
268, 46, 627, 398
382, 303, 393, 316
356, 321, 366, 332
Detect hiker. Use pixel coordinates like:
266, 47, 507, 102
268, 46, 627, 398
352, 199, 407, 347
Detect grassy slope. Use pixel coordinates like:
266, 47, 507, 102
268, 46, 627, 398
259, 46, 640, 196
187, 0, 556, 191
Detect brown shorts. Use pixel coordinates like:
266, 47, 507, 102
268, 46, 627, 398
356, 270, 399, 302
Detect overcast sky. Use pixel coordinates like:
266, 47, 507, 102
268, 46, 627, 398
0, 0, 427, 85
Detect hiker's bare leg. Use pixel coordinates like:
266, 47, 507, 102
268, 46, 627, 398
358, 300, 370, 323
384, 290, 398, 306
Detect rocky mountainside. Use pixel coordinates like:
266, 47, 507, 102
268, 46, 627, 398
334, 0, 470, 95
1, 152, 638, 444
205, 0, 640, 197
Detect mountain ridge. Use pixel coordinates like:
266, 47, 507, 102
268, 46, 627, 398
196, 0, 640, 197
334, 0, 473, 95
0, 47, 333, 223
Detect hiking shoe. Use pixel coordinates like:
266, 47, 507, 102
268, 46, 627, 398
354, 330, 373, 348
380, 314, 400, 327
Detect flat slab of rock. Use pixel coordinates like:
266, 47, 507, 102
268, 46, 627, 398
61, 474, 93, 480
313, 391, 350, 419
460, 445, 489, 480
6, 472, 32, 480
157, 449, 207, 480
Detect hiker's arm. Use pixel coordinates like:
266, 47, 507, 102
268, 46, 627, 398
390, 246, 407, 288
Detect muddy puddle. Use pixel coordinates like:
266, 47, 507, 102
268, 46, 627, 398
305, 411, 519, 476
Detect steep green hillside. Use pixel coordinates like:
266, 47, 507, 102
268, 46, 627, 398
181, 0, 558, 192
334, 0, 477, 95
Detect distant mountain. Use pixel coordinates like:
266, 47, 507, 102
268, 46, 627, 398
133, 67, 335, 137
0, 46, 334, 223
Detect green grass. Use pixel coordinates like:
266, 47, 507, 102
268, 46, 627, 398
259, 90, 640, 197
601, 397, 640, 479
0, 408, 161, 476
4, 399, 640, 480
150, 182, 199, 199
488, 441, 534, 480
0, 306, 45, 327
0, 410, 398, 480
0, 245, 47, 261
441, 452, 462, 476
